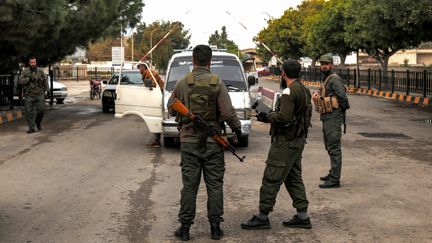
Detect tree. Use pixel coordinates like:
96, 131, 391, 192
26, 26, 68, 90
0, 0, 144, 73
255, 0, 325, 64
208, 26, 239, 55
345, 0, 432, 73
135, 21, 190, 71
302, 0, 354, 68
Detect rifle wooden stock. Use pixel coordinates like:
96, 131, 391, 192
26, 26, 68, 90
168, 98, 245, 162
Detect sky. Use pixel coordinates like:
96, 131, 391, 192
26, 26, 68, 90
139, 0, 303, 50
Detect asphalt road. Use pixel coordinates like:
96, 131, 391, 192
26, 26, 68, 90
0, 77, 431, 242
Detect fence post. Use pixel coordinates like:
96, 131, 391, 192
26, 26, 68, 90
423, 70, 427, 98
347, 68, 350, 87
391, 70, 395, 94
76, 66, 79, 82
95, 67, 98, 78
367, 68, 371, 90
378, 69, 382, 91
406, 69, 410, 95
9, 74, 14, 110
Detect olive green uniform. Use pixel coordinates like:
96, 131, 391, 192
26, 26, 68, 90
169, 66, 241, 224
320, 71, 349, 181
19, 67, 48, 130
259, 80, 311, 214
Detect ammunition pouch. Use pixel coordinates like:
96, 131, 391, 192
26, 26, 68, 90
314, 95, 339, 114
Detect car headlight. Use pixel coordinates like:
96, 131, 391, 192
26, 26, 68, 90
60, 87, 67, 91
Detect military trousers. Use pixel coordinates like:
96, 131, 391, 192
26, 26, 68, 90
259, 135, 309, 214
24, 94, 45, 130
179, 142, 225, 224
322, 110, 343, 180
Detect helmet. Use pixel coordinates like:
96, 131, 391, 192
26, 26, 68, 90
319, 54, 333, 63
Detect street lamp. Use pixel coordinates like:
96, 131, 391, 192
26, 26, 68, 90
150, 28, 159, 68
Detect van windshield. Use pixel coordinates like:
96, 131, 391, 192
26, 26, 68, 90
166, 56, 246, 91
109, 71, 143, 85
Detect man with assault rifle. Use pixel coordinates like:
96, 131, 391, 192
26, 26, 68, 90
167, 45, 243, 241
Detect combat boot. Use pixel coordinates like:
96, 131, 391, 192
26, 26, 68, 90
240, 215, 271, 230
320, 174, 330, 181
319, 179, 340, 188
27, 128, 35, 134
282, 215, 312, 229
174, 224, 190, 241
210, 222, 223, 240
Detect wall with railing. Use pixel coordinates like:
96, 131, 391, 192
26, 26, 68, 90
300, 67, 432, 97
0, 74, 14, 108
53, 66, 115, 81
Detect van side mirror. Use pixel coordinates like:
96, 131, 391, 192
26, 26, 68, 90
103, 80, 107, 84
144, 79, 153, 90
247, 75, 256, 87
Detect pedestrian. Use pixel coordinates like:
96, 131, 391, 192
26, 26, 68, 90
312, 53, 350, 189
138, 62, 164, 148
19, 56, 49, 134
241, 60, 313, 230
168, 45, 242, 241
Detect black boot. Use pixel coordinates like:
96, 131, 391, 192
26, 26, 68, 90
319, 179, 340, 188
282, 215, 312, 229
27, 127, 35, 134
240, 215, 271, 230
174, 224, 190, 241
210, 222, 223, 240
35, 112, 44, 131
320, 174, 330, 181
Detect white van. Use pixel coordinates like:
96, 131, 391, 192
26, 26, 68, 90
114, 51, 257, 147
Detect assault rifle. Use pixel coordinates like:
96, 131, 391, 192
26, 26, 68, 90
168, 98, 246, 162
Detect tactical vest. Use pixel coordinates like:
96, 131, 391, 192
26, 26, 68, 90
182, 72, 219, 125
315, 73, 340, 114
271, 81, 312, 139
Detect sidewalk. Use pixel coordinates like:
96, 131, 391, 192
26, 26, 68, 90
0, 79, 90, 125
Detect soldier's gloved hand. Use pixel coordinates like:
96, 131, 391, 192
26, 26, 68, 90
256, 111, 269, 123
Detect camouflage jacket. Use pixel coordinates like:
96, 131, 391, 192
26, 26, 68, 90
19, 67, 48, 97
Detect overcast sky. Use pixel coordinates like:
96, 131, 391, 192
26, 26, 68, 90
140, 0, 303, 50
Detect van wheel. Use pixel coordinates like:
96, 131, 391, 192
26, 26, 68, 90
102, 102, 110, 113
163, 137, 175, 148
238, 135, 249, 147
56, 98, 64, 104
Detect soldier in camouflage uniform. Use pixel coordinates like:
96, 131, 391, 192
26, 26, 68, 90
241, 60, 312, 230
19, 57, 49, 133
168, 45, 242, 241
312, 54, 350, 189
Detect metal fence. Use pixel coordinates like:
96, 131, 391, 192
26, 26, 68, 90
300, 67, 432, 97
53, 66, 115, 81
0, 74, 14, 108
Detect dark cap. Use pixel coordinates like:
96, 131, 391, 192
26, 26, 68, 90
319, 54, 333, 63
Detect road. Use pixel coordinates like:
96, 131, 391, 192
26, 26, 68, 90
0, 77, 431, 242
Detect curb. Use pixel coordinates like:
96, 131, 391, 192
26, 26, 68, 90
347, 87, 430, 107
296, 80, 430, 108
0, 109, 24, 125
